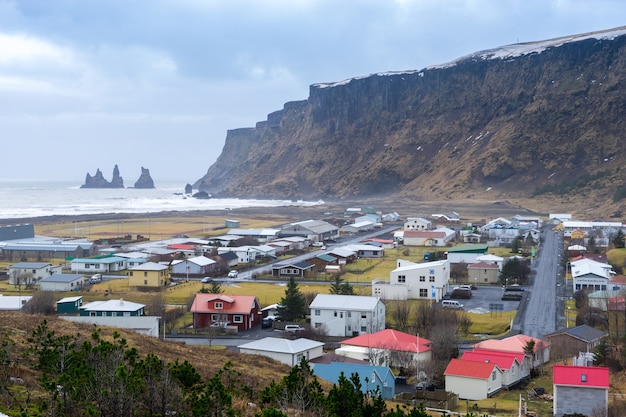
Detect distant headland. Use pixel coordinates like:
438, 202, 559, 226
81, 165, 155, 189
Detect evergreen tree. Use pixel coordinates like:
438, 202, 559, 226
329, 276, 356, 295
276, 277, 307, 322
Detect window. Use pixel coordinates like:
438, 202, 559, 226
347, 312, 351, 318
419, 275, 425, 282
360, 326, 366, 332
340, 312, 344, 318
144, 271, 148, 277
233, 315, 243, 323
315, 309, 320, 316
347, 325, 352, 331
144, 280, 148, 285
315, 322, 321, 328
215, 302, 223, 309
334, 311, 337, 317
492, 371, 496, 381
129, 271, 134, 276
211, 314, 218, 321
429, 276, 435, 282
419, 288, 427, 297
398, 275, 406, 283
361, 312, 367, 319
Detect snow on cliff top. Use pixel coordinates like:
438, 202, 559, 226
313, 26, 626, 89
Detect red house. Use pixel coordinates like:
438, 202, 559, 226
190, 294, 260, 331
553, 365, 609, 417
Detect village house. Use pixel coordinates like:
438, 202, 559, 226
402, 228, 455, 247
128, 262, 170, 287
342, 220, 375, 234
8, 262, 62, 285
313, 362, 396, 399
238, 337, 324, 367
444, 358, 504, 400
309, 294, 386, 337
56, 296, 83, 314
372, 259, 450, 301
79, 299, 145, 317
546, 325, 608, 361
190, 293, 260, 331
226, 228, 280, 243
404, 217, 432, 230
334, 329, 432, 366
39, 273, 85, 292
461, 349, 528, 388
271, 261, 315, 278
0, 295, 32, 311
217, 246, 259, 264
473, 334, 551, 369
340, 243, 384, 258
170, 255, 215, 279
70, 256, 127, 274
466, 262, 500, 285
553, 365, 609, 417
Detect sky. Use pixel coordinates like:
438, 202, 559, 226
1, 0, 625, 184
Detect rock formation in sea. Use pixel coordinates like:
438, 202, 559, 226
133, 167, 155, 189
81, 165, 125, 188
185, 184, 193, 194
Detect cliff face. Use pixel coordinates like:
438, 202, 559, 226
195, 27, 626, 209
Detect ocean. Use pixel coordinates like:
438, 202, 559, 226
0, 180, 322, 221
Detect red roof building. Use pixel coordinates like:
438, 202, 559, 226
335, 329, 432, 364
462, 349, 529, 387
444, 358, 504, 400
553, 365, 609, 417
190, 294, 260, 331
473, 334, 551, 368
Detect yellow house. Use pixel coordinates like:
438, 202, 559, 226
128, 262, 170, 287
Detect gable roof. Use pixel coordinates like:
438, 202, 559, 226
553, 365, 609, 388
238, 337, 324, 353
40, 273, 85, 283
129, 261, 169, 271
404, 230, 446, 238
444, 358, 502, 379
309, 294, 382, 311
340, 329, 431, 353
190, 293, 259, 314
467, 262, 500, 270
447, 244, 489, 253
461, 350, 521, 370
547, 325, 608, 343
473, 334, 549, 354
80, 299, 144, 312
9, 262, 51, 269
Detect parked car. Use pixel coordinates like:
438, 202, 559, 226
442, 300, 464, 310
227, 270, 238, 278
201, 277, 213, 283
284, 325, 305, 333
89, 274, 102, 284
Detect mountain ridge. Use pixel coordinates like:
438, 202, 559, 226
195, 26, 626, 218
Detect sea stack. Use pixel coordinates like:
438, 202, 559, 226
133, 167, 155, 189
81, 165, 125, 188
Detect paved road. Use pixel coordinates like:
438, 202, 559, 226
518, 228, 562, 338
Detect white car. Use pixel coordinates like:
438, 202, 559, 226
227, 270, 238, 278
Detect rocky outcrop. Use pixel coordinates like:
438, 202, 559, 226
81, 165, 125, 189
185, 184, 193, 194
133, 167, 155, 189
193, 27, 626, 209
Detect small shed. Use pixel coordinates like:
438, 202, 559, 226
57, 296, 83, 314
225, 219, 240, 228
238, 337, 324, 367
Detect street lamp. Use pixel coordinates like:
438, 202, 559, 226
566, 307, 572, 328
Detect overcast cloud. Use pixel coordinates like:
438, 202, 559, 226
1, 0, 625, 183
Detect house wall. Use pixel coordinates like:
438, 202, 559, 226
467, 266, 499, 284
9, 265, 59, 284
310, 301, 386, 337
128, 269, 167, 287
240, 346, 323, 367
574, 274, 609, 291
554, 385, 607, 417
376, 260, 450, 301
446, 371, 503, 400
40, 280, 83, 292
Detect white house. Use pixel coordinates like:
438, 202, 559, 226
238, 337, 324, 367
461, 350, 528, 388
70, 256, 127, 274
39, 273, 85, 292
309, 294, 386, 337
475, 254, 504, 271
571, 258, 613, 292
404, 217, 432, 230
8, 262, 62, 285
217, 246, 259, 263
170, 255, 216, 277
226, 228, 280, 243
0, 295, 32, 311
341, 244, 384, 258
372, 259, 450, 301
403, 228, 455, 247
444, 358, 504, 400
